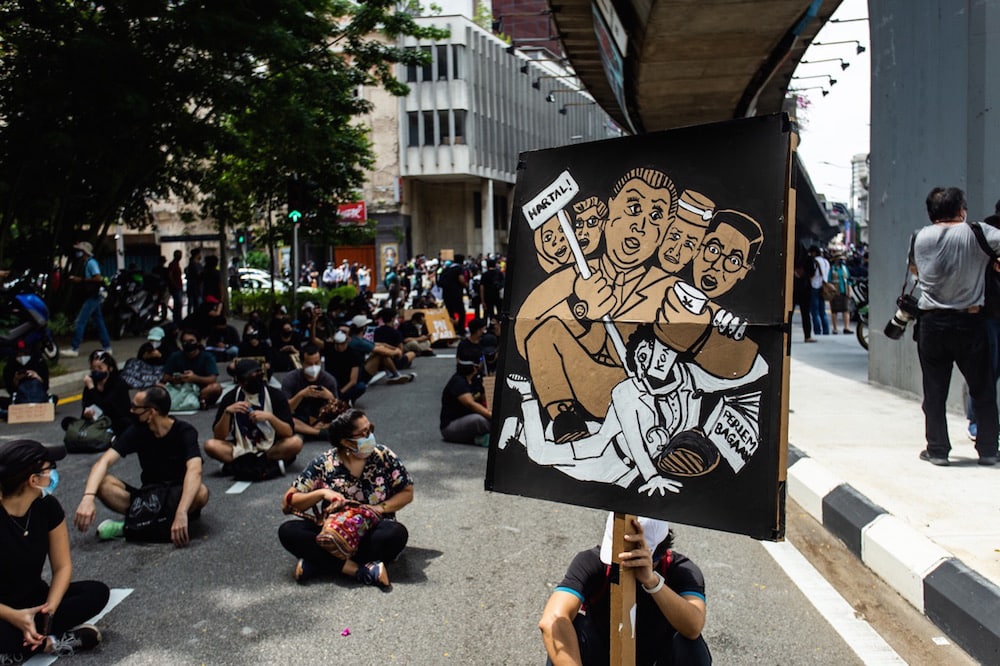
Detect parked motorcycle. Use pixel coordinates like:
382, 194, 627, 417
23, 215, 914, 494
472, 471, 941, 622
0, 271, 59, 363
849, 276, 869, 350
103, 269, 163, 340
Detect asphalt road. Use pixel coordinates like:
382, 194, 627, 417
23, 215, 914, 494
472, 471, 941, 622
6, 352, 876, 665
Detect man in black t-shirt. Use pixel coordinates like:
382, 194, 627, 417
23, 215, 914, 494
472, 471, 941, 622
372, 308, 416, 384
74, 386, 209, 548
539, 516, 710, 666
440, 347, 491, 446
325, 331, 367, 404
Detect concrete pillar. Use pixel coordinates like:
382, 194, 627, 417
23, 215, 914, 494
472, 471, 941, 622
868, 0, 1000, 410
482, 178, 495, 256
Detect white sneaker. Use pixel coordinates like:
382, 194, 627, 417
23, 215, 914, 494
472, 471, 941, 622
368, 371, 387, 386
60, 348, 80, 358
103, 347, 113, 356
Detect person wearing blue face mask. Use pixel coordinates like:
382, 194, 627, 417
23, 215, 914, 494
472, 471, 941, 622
279, 409, 414, 588
0, 440, 110, 660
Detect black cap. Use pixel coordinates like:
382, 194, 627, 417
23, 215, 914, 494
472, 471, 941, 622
0, 440, 66, 478
234, 358, 262, 380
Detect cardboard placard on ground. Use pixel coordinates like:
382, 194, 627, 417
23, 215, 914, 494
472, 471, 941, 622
403, 308, 457, 342
7, 402, 55, 424
482, 376, 496, 410
439, 249, 455, 262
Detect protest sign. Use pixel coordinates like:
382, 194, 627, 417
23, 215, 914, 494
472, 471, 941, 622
486, 114, 794, 540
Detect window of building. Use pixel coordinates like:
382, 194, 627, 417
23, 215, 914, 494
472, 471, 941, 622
438, 110, 450, 144
405, 47, 418, 83
453, 110, 466, 145
423, 111, 434, 146
473, 192, 482, 229
407, 112, 420, 147
437, 45, 449, 80
420, 46, 433, 82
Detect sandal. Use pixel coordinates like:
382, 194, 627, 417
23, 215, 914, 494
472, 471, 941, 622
355, 560, 391, 590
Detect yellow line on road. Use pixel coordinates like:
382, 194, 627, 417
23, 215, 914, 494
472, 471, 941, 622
58, 393, 82, 406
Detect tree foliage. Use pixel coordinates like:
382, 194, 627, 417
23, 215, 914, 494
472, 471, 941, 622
0, 1, 446, 272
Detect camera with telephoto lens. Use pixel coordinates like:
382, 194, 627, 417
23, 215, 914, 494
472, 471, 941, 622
884, 294, 921, 340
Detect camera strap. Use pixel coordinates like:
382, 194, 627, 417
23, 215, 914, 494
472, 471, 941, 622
967, 220, 998, 262
899, 232, 919, 299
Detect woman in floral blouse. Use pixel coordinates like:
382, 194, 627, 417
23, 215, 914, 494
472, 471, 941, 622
278, 409, 413, 588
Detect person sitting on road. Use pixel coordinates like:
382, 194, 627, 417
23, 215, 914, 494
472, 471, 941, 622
440, 346, 491, 447
347, 314, 406, 386
325, 331, 367, 405
280, 344, 342, 440
2, 340, 53, 408
73, 386, 210, 547
0, 440, 110, 661
135, 326, 171, 367
162, 330, 223, 410
270, 319, 304, 374
371, 308, 417, 385
227, 324, 275, 379
398, 311, 435, 357
74, 350, 131, 436
205, 359, 303, 475
278, 409, 414, 588
539, 514, 710, 666
457, 317, 488, 376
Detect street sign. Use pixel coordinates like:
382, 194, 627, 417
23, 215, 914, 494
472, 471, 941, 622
288, 210, 302, 222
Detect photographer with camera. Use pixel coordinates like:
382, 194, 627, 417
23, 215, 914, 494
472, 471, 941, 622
903, 187, 1000, 466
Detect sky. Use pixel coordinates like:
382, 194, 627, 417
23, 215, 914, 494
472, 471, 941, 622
793, 0, 871, 205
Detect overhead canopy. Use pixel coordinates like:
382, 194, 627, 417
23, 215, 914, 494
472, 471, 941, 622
550, 0, 843, 133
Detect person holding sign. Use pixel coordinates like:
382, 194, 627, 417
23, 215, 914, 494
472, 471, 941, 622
539, 515, 710, 666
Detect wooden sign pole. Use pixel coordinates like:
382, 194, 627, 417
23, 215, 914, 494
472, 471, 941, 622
609, 512, 638, 665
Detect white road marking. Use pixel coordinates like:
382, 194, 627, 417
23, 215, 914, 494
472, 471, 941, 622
761, 541, 905, 664
26, 588, 133, 665
226, 481, 252, 494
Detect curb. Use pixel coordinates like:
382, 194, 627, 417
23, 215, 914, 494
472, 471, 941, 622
787, 444, 1000, 663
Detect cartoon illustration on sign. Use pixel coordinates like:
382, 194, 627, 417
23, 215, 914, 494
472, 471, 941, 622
486, 115, 792, 539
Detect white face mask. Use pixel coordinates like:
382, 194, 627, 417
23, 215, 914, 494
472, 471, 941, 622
304, 364, 321, 378
150, 341, 161, 349
16, 355, 31, 366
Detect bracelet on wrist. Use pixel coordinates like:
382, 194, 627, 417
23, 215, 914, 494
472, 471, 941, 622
83, 492, 96, 497
641, 572, 665, 594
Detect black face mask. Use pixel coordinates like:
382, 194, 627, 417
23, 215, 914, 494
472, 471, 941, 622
90, 370, 108, 382
183, 341, 199, 353
281, 331, 293, 339
243, 378, 263, 394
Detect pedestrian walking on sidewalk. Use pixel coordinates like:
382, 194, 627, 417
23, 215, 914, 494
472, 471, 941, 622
909, 187, 1000, 466
808, 246, 831, 335
61, 242, 111, 359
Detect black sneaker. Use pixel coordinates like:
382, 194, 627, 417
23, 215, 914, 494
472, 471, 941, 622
919, 449, 950, 466
355, 560, 391, 590
50, 624, 102, 655
979, 455, 998, 466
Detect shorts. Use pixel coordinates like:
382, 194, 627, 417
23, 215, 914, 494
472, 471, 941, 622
830, 293, 849, 313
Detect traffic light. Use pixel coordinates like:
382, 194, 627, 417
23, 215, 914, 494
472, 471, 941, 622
237, 230, 246, 245
287, 176, 308, 220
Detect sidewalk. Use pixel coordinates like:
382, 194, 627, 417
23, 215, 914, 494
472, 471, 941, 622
787, 333, 999, 663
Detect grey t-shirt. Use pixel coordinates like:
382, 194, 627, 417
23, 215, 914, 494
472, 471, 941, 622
910, 222, 1000, 310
